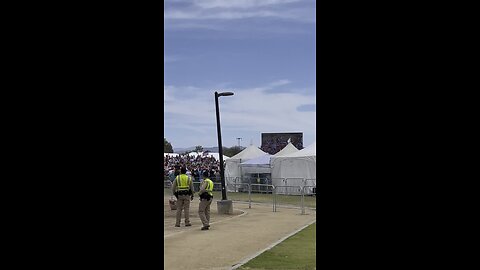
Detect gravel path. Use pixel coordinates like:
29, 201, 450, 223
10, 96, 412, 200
164, 198, 316, 270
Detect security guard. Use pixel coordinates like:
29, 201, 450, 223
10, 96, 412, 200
172, 167, 194, 227
198, 171, 214, 230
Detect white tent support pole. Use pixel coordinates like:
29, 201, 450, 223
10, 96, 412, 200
248, 183, 251, 209
257, 173, 260, 193
301, 178, 306, 214
249, 175, 251, 193
238, 164, 242, 193
301, 186, 305, 215
273, 185, 276, 212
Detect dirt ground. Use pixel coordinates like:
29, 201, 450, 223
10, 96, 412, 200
164, 197, 316, 270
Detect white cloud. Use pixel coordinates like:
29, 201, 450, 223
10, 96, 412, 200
267, 79, 291, 88
164, 0, 315, 23
192, 0, 301, 9
164, 80, 316, 147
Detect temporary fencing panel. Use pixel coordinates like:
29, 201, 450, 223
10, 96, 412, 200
301, 185, 317, 214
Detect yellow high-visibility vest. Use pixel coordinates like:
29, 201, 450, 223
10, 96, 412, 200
204, 178, 214, 196
176, 174, 191, 190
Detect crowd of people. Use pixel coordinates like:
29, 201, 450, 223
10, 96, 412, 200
164, 154, 221, 182
260, 134, 303, 154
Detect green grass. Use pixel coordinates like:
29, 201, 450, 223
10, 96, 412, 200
163, 188, 316, 208
238, 223, 316, 270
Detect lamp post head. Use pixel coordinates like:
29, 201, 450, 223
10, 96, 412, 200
217, 91, 234, 97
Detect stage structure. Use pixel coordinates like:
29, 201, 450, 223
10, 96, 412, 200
260, 132, 303, 155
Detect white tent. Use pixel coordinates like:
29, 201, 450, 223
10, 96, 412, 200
224, 145, 266, 190
282, 141, 315, 158
206, 152, 230, 161
240, 154, 272, 175
185, 152, 229, 161
164, 153, 179, 157
241, 154, 271, 165
271, 142, 316, 195
273, 142, 299, 157
239, 154, 272, 192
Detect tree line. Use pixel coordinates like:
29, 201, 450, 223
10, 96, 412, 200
164, 138, 243, 157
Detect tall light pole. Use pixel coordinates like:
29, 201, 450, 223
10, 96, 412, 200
236, 137, 242, 148
215, 91, 234, 202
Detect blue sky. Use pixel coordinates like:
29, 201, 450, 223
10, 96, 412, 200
164, 0, 316, 149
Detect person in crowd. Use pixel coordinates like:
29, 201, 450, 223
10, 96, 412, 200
214, 170, 220, 182
164, 154, 221, 183
192, 168, 200, 182
168, 166, 177, 184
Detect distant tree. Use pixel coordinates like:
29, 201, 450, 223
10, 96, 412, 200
223, 146, 243, 157
195, 145, 203, 153
164, 138, 173, 153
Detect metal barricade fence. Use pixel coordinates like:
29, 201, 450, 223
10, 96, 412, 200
302, 182, 316, 196
304, 179, 316, 194
284, 178, 304, 195
213, 182, 223, 192
167, 177, 315, 213
271, 178, 285, 191
213, 182, 228, 197
250, 184, 276, 212
274, 185, 303, 211
276, 179, 290, 195
213, 182, 275, 211
301, 185, 317, 214
214, 175, 221, 183
228, 183, 252, 209
192, 181, 202, 192
225, 177, 240, 192
245, 177, 271, 193
304, 178, 316, 187
192, 181, 231, 193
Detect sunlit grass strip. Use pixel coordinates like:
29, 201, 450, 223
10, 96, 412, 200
237, 223, 316, 270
